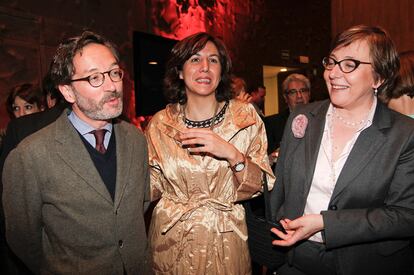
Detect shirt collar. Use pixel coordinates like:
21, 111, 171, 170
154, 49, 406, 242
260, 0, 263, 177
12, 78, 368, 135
67, 110, 113, 135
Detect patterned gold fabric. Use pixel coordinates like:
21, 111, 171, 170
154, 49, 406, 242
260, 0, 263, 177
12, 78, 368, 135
146, 99, 274, 275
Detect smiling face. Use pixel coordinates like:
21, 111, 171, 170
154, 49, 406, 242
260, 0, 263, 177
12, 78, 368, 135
324, 39, 383, 111
59, 43, 123, 128
179, 41, 222, 100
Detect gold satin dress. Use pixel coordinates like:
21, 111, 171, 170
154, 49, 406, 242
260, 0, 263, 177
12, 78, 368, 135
146, 99, 274, 275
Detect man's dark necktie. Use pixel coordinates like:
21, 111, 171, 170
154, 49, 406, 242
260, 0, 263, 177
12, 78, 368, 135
91, 129, 107, 154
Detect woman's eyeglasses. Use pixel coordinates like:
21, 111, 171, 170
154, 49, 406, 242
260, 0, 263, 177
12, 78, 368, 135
322, 57, 371, 73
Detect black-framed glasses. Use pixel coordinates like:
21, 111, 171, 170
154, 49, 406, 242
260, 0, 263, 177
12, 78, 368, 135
70, 68, 124, 87
285, 88, 310, 97
322, 57, 371, 73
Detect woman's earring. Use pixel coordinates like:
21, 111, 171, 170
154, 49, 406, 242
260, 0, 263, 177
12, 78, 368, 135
374, 88, 378, 96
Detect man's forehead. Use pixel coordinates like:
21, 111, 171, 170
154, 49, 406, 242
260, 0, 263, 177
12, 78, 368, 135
72, 44, 117, 72
288, 81, 306, 87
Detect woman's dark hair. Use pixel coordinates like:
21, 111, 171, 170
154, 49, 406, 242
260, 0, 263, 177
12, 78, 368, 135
389, 51, 414, 99
164, 32, 233, 104
50, 31, 120, 86
6, 83, 46, 118
330, 25, 399, 97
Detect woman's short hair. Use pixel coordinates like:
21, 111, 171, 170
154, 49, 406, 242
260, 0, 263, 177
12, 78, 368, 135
389, 51, 414, 99
330, 25, 399, 97
164, 32, 233, 104
282, 73, 311, 93
50, 31, 120, 86
6, 83, 46, 118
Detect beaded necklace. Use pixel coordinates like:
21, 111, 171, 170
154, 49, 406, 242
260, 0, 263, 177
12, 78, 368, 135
184, 101, 229, 129
333, 107, 366, 128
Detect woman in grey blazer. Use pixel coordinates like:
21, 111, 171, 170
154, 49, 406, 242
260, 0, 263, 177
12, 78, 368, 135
270, 25, 414, 275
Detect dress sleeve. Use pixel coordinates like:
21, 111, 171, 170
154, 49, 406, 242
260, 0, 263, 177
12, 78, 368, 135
234, 112, 275, 202
145, 121, 167, 202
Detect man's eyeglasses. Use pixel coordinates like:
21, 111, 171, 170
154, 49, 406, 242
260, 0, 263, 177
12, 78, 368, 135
70, 68, 124, 87
285, 88, 310, 97
322, 57, 371, 73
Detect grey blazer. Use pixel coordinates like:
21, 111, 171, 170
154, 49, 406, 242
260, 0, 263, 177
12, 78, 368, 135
3, 110, 151, 275
270, 100, 414, 275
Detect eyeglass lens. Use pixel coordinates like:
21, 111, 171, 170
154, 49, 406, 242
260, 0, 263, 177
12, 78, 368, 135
89, 69, 124, 87
322, 57, 367, 73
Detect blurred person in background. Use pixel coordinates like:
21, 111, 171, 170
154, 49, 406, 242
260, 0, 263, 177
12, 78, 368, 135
231, 75, 251, 103
385, 50, 414, 118
6, 83, 46, 119
250, 85, 266, 117
265, 73, 311, 163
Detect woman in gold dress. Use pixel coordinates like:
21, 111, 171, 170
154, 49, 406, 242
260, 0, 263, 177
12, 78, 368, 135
145, 32, 274, 274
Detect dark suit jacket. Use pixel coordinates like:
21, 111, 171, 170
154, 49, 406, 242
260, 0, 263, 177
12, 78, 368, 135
264, 109, 290, 154
270, 100, 414, 275
2, 110, 151, 274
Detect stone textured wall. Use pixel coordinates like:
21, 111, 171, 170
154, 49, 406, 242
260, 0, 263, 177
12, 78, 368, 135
0, 0, 330, 128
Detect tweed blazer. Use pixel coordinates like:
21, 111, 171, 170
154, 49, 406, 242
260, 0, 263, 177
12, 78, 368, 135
270, 100, 414, 275
2, 110, 151, 275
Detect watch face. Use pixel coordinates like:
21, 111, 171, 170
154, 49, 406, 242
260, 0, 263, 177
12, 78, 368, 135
234, 162, 245, 172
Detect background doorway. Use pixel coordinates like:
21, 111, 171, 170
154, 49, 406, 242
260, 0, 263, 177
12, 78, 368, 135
263, 65, 305, 116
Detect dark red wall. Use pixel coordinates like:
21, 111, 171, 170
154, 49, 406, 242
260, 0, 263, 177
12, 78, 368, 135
0, 0, 330, 128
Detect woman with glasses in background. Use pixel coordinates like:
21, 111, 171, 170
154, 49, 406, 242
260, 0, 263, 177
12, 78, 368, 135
385, 50, 414, 118
270, 25, 414, 275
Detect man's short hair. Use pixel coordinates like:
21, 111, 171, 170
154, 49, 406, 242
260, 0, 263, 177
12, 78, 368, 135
50, 31, 120, 87
282, 73, 310, 93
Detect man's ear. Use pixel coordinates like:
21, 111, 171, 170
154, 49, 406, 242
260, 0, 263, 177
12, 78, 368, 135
58, 84, 76, 104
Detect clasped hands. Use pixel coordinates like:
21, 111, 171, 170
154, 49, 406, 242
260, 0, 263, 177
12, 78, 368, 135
271, 214, 324, 246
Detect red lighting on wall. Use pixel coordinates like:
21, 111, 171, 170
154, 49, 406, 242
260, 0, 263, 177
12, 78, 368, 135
151, 0, 229, 40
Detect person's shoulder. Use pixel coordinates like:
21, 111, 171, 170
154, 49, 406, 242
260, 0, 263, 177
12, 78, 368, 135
116, 119, 146, 140
13, 118, 58, 156
383, 104, 414, 131
7, 104, 65, 141
146, 103, 179, 130
151, 105, 172, 121
229, 99, 257, 116
289, 100, 329, 120
296, 100, 328, 113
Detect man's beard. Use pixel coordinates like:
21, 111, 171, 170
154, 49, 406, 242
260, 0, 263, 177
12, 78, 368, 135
74, 89, 123, 121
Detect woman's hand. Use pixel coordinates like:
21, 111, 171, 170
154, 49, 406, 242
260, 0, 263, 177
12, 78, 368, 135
271, 214, 324, 246
179, 128, 243, 165
235, 91, 252, 103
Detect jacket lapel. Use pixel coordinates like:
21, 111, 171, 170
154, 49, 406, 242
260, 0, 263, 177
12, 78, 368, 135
303, 102, 329, 196
113, 121, 132, 209
331, 103, 391, 200
54, 110, 113, 204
